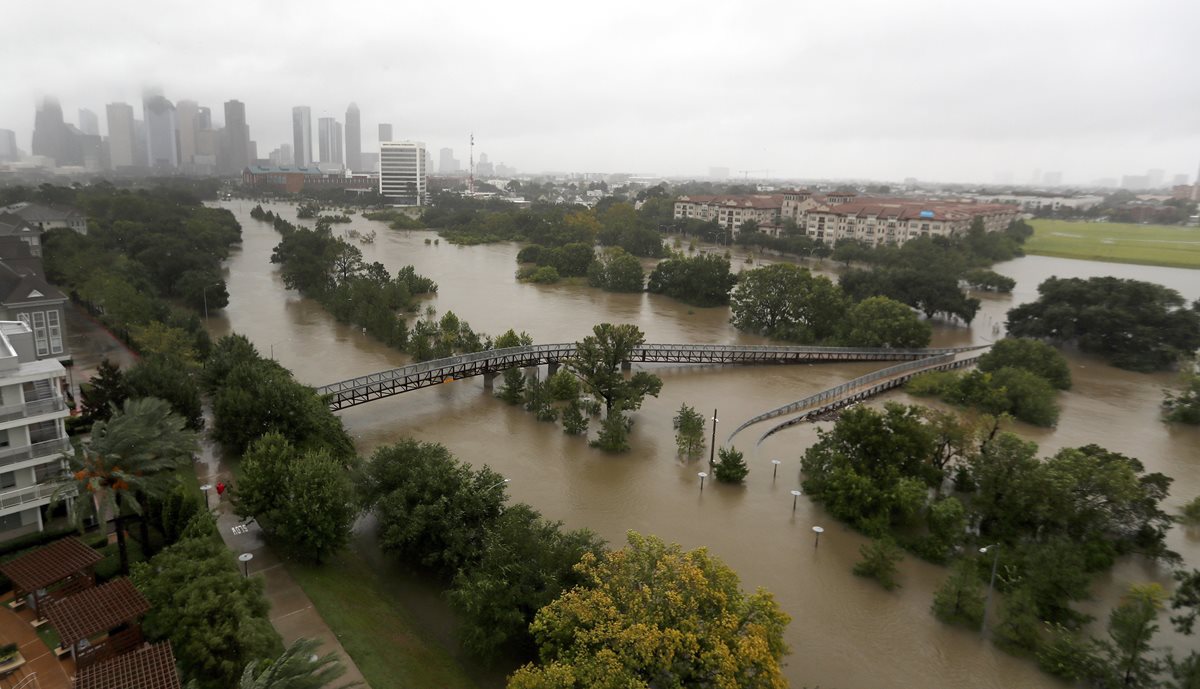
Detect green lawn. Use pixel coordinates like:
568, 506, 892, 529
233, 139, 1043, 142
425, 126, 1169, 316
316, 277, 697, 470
1026, 219, 1200, 269
286, 550, 481, 689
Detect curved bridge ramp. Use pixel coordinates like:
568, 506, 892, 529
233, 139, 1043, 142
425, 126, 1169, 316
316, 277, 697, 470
315, 343, 985, 411
729, 348, 988, 447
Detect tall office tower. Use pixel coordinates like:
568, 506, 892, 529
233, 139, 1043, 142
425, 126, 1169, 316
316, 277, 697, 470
345, 103, 362, 171
223, 100, 250, 173
77, 109, 99, 136
438, 147, 459, 174
176, 100, 199, 166
197, 106, 212, 131
378, 123, 392, 143
318, 117, 341, 164
143, 94, 179, 168
333, 122, 343, 165
133, 119, 147, 169
0, 129, 19, 161
32, 97, 69, 165
379, 141, 427, 206
292, 106, 312, 167
105, 103, 136, 168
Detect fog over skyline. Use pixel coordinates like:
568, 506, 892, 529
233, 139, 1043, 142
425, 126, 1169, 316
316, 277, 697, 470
6, 0, 1199, 183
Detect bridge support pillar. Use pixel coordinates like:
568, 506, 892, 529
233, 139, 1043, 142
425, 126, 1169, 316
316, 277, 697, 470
620, 360, 632, 372
547, 362, 559, 377
483, 371, 497, 390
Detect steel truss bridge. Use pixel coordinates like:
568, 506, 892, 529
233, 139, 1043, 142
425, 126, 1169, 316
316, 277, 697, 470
315, 343, 987, 411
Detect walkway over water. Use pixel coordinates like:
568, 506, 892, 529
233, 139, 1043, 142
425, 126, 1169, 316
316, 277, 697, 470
727, 348, 988, 446
316, 343, 985, 411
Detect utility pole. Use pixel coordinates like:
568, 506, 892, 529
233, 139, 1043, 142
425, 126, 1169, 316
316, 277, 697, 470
468, 132, 475, 197
709, 408, 718, 468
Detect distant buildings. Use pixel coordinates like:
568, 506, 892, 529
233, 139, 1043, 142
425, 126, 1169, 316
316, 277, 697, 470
0, 202, 89, 236
32, 97, 76, 167
317, 117, 343, 165
379, 141, 427, 206
345, 103, 362, 171
241, 165, 375, 194
292, 106, 313, 167
223, 100, 251, 173
106, 103, 136, 169
0, 130, 18, 162
142, 94, 178, 169
438, 147, 459, 174
77, 109, 99, 137
378, 123, 393, 143
359, 152, 379, 172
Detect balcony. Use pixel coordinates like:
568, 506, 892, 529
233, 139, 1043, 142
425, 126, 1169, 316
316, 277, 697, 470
0, 437, 72, 470
0, 481, 68, 512
0, 397, 66, 424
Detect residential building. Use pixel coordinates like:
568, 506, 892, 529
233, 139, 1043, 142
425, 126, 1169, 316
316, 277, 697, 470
379, 141, 427, 206
0, 202, 88, 235
800, 200, 1019, 245
105, 103, 137, 169
345, 103, 362, 171
0, 129, 17, 162
0, 320, 72, 540
292, 106, 312, 167
673, 194, 785, 234
968, 192, 1103, 212
223, 100, 250, 174
378, 123, 392, 143
142, 95, 178, 169
242, 165, 375, 194
0, 242, 69, 362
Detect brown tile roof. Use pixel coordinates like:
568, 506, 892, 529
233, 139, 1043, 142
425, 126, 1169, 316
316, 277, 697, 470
0, 537, 102, 593
807, 199, 1019, 221
73, 642, 182, 689
45, 578, 150, 645
676, 194, 783, 210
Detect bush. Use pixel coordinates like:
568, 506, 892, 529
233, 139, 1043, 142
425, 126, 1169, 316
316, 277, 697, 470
546, 370, 581, 401
529, 266, 560, 284
853, 538, 904, 590
713, 446, 749, 483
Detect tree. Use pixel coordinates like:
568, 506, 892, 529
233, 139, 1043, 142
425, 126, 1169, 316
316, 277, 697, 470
1163, 357, 1200, 425
977, 337, 1072, 390
992, 586, 1042, 653
238, 638, 355, 689
447, 504, 605, 660
58, 397, 198, 574
235, 434, 357, 563
587, 247, 644, 292
561, 400, 589, 435
508, 532, 789, 689
126, 354, 204, 429
672, 404, 706, 459
840, 296, 932, 348
497, 367, 527, 405
853, 538, 904, 591
78, 358, 131, 429
129, 321, 200, 364
591, 406, 632, 452
714, 446, 749, 483
203, 333, 261, 393
359, 439, 507, 575
132, 530, 282, 689
566, 323, 662, 415
546, 369, 581, 401
931, 558, 985, 629
523, 378, 558, 422
730, 263, 848, 342
646, 253, 738, 307
1098, 584, 1166, 688
1180, 497, 1200, 526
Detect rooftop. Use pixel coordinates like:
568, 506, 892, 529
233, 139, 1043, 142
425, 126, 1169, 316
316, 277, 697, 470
73, 642, 182, 689
46, 578, 150, 645
0, 537, 102, 594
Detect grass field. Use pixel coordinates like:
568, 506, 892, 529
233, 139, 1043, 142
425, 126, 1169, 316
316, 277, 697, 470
1026, 219, 1200, 269
287, 549, 481, 689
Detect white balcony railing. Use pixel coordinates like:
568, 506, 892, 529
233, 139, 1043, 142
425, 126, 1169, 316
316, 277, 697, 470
0, 397, 66, 424
0, 437, 72, 469
0, 482, 63, 511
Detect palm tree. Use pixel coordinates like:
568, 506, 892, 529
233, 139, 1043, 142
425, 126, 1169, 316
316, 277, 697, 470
55, 397, 198, 574
238, 638, 357, 689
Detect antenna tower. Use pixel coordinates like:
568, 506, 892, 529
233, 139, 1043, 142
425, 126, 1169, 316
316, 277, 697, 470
468, 132, 475, 196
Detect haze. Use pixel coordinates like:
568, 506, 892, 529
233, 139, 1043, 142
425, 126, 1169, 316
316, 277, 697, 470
6, 0, 1199, 183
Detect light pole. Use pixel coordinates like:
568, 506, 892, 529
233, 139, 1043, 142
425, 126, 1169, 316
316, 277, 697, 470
812, 526, 824, 548
980, 545, 1000, 635
199, 484, 213, 509
238, 552, 254, 578
790, 489, 802, 511
201, 283, 221, 320
771, 459, 781, 480
708, 409, 719, 468
269, 338, 291, 360
484, 478, 511, 492
697, 472, 707, 492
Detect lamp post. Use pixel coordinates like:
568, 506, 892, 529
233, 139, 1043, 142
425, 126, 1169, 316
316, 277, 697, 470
269, 339, 290, 360
790, 489, 802, 511
201, 283, 221, 320
708, 409, 719, 468
238, 552, 254, 578
812, 525, 825, 548
980, 545, 1000, 635
484, 477, 511, 492
697, 472, 707, 492
771, 459, 781, 480
199, 484, 213, 509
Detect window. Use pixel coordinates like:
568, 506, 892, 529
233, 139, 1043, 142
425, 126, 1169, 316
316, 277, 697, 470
0, 513, 23, 533
28, 420, 59, 445
32, 311, 48, 356
0, 472, 15, 490
47, 310, 62, 354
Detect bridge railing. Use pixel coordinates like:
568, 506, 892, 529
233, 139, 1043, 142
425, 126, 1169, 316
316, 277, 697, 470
727, 353, 955, 443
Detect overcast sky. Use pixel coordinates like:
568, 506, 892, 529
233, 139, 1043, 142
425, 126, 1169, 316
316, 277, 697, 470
5, 0, 1199, 184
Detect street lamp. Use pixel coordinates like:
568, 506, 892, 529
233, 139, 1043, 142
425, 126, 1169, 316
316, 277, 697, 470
708, 409, 719, 468
812, 526, 825, 548
771, 459, 781, 480
269, 338, 291, 360
201, 283, 221, 321
697, 472, 707, 492
790, 489, 802, 511
199, 484, 213, 509
484, 478, 511, 492
238, 552, 254, 578
980, 545, 1000, 635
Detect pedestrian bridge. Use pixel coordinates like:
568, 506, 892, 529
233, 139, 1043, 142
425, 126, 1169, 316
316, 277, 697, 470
315, 343, 987, 411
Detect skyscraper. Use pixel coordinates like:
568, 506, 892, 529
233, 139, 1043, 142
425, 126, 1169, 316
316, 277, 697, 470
380, 141, 426, 206
378, 123, 392, 143
292, 106, 312, 167
0, 129, 18, 161
223, 100, 250, 173
438, 147, 459, 174
106, 103, 136, 168
142, 94, 179, 168
32, 97, 69, 165
77, 109, 99, 136
176, 100, 199, 166
318, 117, 342, 165
345, 103, 362, 171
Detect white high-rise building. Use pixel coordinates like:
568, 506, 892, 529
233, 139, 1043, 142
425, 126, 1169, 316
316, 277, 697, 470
292, 106, 312, 167
317, 117, 342, 165
0, 321, 71, 541
379, 141, 426, 206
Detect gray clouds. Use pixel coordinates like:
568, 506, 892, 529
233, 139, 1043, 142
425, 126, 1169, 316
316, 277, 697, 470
5, 0, 1199, 182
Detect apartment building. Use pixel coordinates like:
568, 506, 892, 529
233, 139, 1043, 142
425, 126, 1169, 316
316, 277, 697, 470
0, 321, 71, 541
801, 200, 1019, 245
673, 194, 784, 234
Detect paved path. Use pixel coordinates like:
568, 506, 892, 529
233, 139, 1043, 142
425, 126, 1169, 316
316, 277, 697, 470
193, 425, 368, 688
0, 603, 72, 689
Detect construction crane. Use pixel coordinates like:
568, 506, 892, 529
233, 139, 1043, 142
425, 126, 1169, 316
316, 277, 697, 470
737, 169, 771, 179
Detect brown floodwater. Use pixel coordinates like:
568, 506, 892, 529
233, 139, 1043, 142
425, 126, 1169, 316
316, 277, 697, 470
208, 200, 1200, 689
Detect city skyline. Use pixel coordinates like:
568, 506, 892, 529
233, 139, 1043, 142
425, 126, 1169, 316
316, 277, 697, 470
4, 0, 1199, 183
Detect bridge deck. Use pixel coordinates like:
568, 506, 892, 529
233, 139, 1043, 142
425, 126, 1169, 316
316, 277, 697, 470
315, 343, 987, 411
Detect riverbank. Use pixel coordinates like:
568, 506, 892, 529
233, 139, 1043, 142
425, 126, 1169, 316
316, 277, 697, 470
1026, 219, 1200, 269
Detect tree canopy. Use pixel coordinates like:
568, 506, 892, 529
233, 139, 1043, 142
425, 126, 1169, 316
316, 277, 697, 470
566, 324, 662, 415
646, 253, 738, 307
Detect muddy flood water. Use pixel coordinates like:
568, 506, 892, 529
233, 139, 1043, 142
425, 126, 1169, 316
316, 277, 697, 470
207, 200, 1200, 689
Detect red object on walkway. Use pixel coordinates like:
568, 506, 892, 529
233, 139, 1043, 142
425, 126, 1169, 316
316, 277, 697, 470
216, 482, 226, 497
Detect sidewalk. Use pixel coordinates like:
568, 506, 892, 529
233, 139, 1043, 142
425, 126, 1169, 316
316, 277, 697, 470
193, 432, 368, 688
